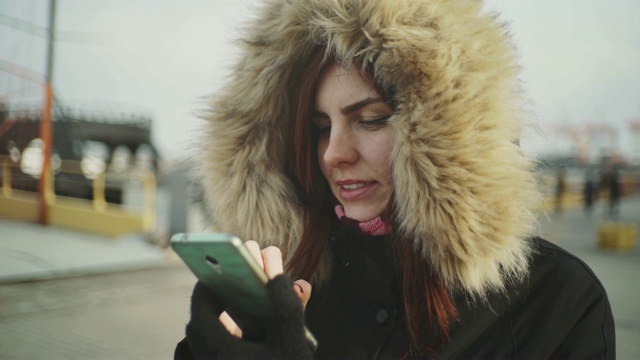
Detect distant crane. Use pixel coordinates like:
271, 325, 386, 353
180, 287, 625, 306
553, 121, 618, 163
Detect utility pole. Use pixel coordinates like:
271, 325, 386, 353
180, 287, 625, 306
39, 0, 57, 225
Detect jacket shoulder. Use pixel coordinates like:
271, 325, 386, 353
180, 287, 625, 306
511, 237, 616, 359
527, 237, 606, 294
174, 338, 194, 360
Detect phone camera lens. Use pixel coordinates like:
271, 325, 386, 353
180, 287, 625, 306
204, 255, 223, 274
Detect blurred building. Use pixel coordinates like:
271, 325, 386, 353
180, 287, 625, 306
0, 98, 159, 204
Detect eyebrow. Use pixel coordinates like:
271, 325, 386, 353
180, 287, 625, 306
312, 97, 387, 118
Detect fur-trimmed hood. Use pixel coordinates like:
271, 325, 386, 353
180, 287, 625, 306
197, 0, 541, 296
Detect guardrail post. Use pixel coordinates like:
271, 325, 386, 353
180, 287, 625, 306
45, 167, 56, 205
2, 159, 12, 197
142, 169, 156, 231
93, 173, 107, 212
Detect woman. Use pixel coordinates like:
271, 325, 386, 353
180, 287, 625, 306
176, 0, 615, 358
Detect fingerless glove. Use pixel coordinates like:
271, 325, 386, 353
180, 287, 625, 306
175, 275, 315, 360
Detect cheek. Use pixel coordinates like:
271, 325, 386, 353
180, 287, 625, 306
317, 139, 331, 179
368, 135, 394, 181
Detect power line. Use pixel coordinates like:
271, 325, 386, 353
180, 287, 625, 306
0, 11, 114, 45
0, 59, 45, 84
0, 12, 46, 37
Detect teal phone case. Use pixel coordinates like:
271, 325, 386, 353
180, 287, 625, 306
170, 233, 273, 318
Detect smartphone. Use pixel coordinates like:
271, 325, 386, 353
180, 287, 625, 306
171, 233, 273, 318
170, 232, 317, 349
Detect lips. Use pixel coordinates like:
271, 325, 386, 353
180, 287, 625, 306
341, 183, 367, 190
337, 180, 377, 201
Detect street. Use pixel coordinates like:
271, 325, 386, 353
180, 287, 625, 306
0, 263, 195, 360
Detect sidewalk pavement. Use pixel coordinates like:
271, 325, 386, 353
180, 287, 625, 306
0, 219, 173, 284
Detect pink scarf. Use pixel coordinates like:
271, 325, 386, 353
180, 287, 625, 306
334, 204, 392, 236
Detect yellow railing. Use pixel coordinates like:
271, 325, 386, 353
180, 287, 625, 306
0, 156, 156, 237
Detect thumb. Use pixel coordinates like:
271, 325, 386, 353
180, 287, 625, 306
293, 279, 312, 310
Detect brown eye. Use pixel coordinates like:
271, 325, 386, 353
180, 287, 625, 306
316, 124, 331, 136
360, 116, 390, 130
312, 118, 331, 136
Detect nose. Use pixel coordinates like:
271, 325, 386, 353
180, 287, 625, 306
322, 126, 358, 168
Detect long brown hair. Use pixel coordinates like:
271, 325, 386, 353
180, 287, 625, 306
286, 47, 459, 355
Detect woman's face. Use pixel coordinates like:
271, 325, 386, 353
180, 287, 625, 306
312, 64, 394, 222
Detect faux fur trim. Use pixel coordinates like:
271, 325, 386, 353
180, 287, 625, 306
196, 0, 542, 296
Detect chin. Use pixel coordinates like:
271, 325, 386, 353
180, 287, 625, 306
344, 209, 380, 222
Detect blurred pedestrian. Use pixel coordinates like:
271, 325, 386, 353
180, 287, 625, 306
607, 165, 622, 218
583, 167, 598, 214
554, 167, 567, 214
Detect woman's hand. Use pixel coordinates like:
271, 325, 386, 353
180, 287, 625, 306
219, 240, 312, 338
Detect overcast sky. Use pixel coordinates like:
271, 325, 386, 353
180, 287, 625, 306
1, 0, 639, 162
